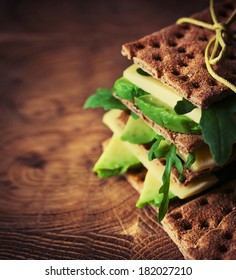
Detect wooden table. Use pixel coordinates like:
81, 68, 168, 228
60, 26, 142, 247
0, 0, 209, 259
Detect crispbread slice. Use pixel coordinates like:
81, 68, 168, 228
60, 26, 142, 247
122, 1, 236, 109
162, 180, 236, 259
186, 210, 236, 259
126, 165, 236, 259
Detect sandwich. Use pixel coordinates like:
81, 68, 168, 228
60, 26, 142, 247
84, 0, 236, 259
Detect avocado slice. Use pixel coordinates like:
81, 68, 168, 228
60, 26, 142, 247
136, 170, 175, 208
136, 95, 201, 135
114, 77, 148, 101
93, 134, 140, 178
121, 115, 156, 144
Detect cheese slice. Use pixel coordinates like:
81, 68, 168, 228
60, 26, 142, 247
178, 146, 215, 172
103, 109, 218, 199
123, 64, 201, 124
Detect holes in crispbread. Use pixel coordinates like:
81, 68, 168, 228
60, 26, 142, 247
199, 220, 209, 229
222, 207, 233, 215
152, 54, 162, 61
134, 43, 145, 50
186, 53, 195, 59
177, 47, 186, 53
218, 244, 228, 253
172, 69, 180, 76
198, 36, 209, 42
186, 53, 194, 59
180, 220, 192, 231
199, 198, 208, 206
175, 32, 184, 39
168, 40, 177, 47
150, 41, 160, 48
180, 23, 191, 31
208, 79, 217, 87
180, 75, 189, 82
178, 60, 188, 67
191, 82, 200, 89
223, 231, 233, 240
171, 212, 183, 220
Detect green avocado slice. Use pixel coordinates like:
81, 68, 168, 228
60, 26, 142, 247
114, 77, 148, 101
121, 115, 156, 144
136, 95, 201, 135
93, 134, 140, 178
136, 170, 175, 208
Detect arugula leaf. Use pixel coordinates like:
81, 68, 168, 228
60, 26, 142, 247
150, 191, 176, 208
136, 68, 151, 77
174, 98, 197, 115
83, 88, 126, 110
200, 95, 236, 166
175, 96, 236, 166
148, 136, 184, 221
148, 135, 165, 161
184, 152, 196, 169
158, 144, 183, 221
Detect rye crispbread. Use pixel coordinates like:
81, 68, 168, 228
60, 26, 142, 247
124, 164, 236, 259
125, 168, 236, 259
162, 179, 236, 259
122, 1, 236, 109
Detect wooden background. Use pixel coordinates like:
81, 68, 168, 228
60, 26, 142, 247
0, 0, 210, 259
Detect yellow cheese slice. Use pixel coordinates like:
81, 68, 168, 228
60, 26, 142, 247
178, 146, 215, 172
103, 110, 218, 199
123, 64, 201, 124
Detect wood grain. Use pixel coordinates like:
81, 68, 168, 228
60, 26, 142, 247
0, 0, 209, 259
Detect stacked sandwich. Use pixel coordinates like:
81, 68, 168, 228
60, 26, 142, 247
84, 0, 236, 259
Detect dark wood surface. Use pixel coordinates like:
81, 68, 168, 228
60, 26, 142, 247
0, 0, 210, 259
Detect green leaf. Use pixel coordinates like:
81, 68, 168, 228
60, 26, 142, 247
148, 135, 165, 161
184, 152, 196, 169
136, 68, 151, 77
150, 191, 176, 208
114, 77, 148, 101
200, 95, 236, 166
83, 88, 126, 110
147, 137, 184, 221
158, 144, 184, 221
158, 180, 171, 221
174, 98, 197, 115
